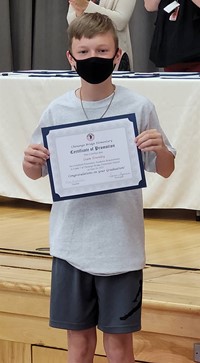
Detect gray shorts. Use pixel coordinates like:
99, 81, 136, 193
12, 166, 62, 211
50, 257, 143, 334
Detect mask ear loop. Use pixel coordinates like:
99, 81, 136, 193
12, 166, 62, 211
113, 48, 120, 69
68, 50, 77, 61
68, 51, 78, 72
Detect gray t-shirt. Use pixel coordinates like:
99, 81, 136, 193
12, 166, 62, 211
32, 85, 175, 275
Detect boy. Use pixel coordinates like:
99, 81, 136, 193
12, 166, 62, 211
23, 12, 175, 363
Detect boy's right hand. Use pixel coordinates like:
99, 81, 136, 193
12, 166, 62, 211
23, 144, 50, 180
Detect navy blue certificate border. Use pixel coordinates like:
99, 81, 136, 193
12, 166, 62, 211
42, 113, 146, 201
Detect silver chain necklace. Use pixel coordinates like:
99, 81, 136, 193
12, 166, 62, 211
79, 87, 115, 120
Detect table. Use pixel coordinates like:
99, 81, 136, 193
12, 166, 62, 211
0, 72, 200, 209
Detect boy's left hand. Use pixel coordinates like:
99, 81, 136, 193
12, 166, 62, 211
135, 129, 166, 153
135, 129, 175, 178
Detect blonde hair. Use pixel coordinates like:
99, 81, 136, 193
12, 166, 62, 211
68, 12, 118, 51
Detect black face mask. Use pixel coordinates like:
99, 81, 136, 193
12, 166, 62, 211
70, 51, 118, 84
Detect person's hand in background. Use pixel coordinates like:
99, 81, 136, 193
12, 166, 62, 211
68, 0, 89, 16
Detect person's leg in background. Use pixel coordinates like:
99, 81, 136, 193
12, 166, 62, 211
164, 61, 200, 72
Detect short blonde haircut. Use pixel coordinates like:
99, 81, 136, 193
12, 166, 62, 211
68, 12, 118, 51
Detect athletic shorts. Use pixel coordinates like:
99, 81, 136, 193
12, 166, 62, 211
50, 257, 143, 334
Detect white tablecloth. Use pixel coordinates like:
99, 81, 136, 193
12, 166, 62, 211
0, 73, 200, 209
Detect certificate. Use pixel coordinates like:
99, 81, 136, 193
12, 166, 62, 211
42, 113, 146, 201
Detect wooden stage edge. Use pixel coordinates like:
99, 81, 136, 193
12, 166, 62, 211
0, 197, 200, 363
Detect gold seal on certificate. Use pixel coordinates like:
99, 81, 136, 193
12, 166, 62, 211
42, 114, 146, 201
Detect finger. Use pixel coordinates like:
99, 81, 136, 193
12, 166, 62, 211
135, 130, 161, 148
24, 147, 49, 162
